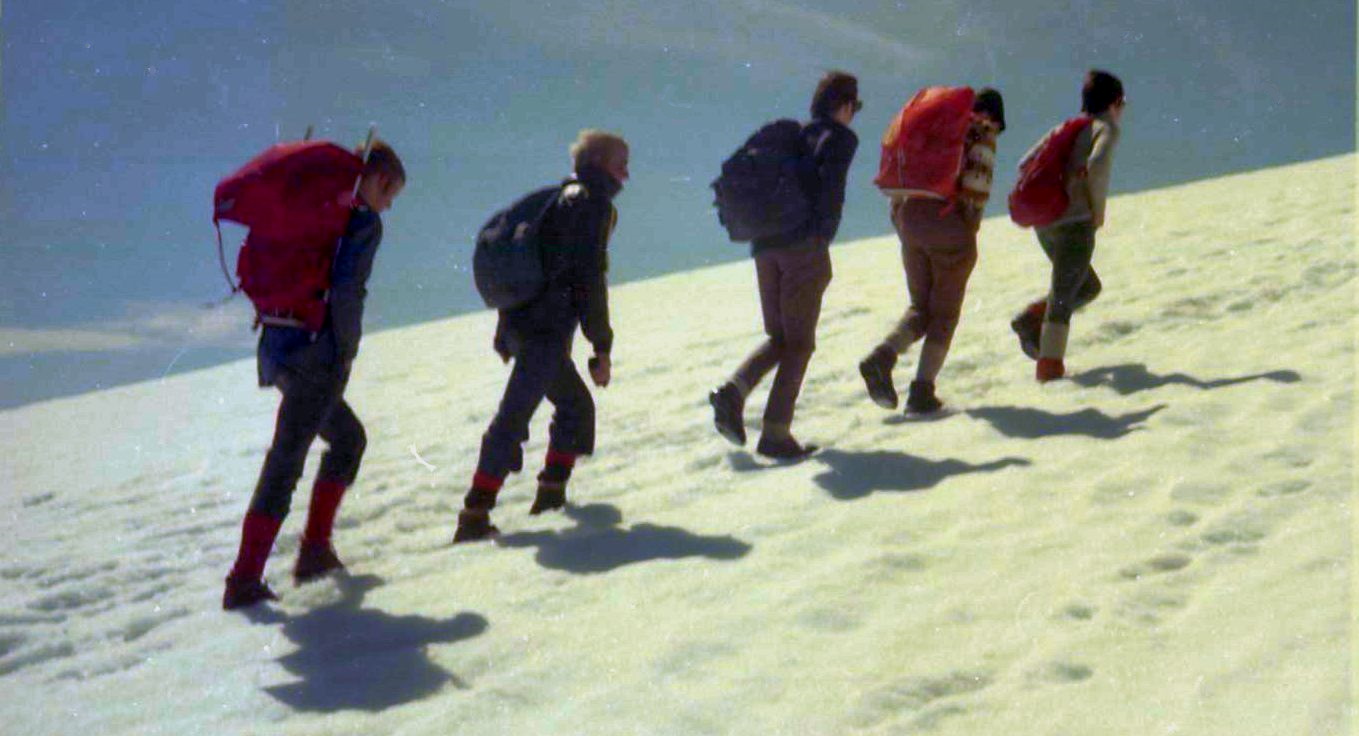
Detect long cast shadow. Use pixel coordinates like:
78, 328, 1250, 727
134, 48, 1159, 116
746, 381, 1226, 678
1069, 363, 1301, 395
247, 574, 487, 713
966, 404, 1166, 440
813, 448, 1030, 501
497, 503, 751, 574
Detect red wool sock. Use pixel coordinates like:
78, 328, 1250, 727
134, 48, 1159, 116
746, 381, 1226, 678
230, 511, 283, 582
302, 478, 347, 546
471, 471, 505, 493
544, 449, 577, 470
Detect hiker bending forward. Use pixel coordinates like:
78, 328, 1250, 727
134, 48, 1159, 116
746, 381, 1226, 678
455, 130, 628, 543
860, 89, 1005, 414
224, 141, 406, 610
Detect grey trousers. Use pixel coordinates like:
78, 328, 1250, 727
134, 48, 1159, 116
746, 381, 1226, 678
1036, 220, 1102, 324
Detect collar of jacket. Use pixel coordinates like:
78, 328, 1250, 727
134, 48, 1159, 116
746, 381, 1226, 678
569, 164, 623, 201
809, 115, 859, 143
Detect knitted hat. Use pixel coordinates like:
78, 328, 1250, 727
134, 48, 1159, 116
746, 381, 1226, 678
973, 87, 1006, 132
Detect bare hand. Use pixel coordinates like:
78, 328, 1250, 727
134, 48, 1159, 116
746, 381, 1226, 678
588, 354, 611, 387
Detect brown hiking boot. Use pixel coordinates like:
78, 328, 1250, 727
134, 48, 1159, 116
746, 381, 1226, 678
1010, 304, 1045, 360
709, 382, 747, 446
223, 575, 278, 610
859, 346, 899, 409
905, 380, 943, 414
453, 508, 500, 544
293, 541, 345, 585
755, 434, 819, 461
529, 483, 567, 515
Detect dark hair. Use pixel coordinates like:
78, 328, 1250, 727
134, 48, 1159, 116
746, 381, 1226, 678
1081, 70, 1124, 116
973, 87, 1006, 132
810, 70, 860, 119
362, 139, 406, 183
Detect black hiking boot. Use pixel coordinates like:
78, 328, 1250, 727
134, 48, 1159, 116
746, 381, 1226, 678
223, 575, 278, 610
709, 383, 747, 446
453, 508, 500, 544
529, 483, 567, 515
755, 434, 819, 461
858, 346, 899, 409
293, 541, 345, 585
905, 380, 943, 415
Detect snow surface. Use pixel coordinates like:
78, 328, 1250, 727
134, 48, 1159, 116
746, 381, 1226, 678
1, 155, 1354, 735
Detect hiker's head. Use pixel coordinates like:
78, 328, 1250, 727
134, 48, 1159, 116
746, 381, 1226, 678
1081, 70, 1125, 120
358, 139, 406, 213
973, 87, 1006, 133
571, 129, 630, 184
811, 70, 861, 124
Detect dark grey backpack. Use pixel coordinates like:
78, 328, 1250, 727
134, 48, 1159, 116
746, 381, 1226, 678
472, 185, 562, 309
711, 119, 813, 242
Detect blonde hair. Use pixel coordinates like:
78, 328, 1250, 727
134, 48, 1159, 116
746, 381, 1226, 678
569, 129, 628, 172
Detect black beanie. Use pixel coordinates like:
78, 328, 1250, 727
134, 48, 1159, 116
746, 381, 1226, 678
973, 87, 1005, 132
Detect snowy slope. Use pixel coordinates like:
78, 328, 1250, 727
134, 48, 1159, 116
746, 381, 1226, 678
1, 154, 1353, 735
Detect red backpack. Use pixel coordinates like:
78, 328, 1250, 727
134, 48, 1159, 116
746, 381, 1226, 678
874, 86, 976, 199
1007, 116, 1093, 228
212, 139, 366, 330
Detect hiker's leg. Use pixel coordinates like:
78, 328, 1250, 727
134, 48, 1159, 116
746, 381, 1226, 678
731, 250, 785, 397
764, 245, 833, 428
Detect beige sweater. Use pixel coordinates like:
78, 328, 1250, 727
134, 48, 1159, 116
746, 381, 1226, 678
1032, 111, 1121, 228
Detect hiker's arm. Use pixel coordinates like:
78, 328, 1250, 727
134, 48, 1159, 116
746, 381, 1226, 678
811, 131, 858, 245
1085, 122, 1119, 229
956, 123, 996, 230
329, 212, 381, 364
570, 201, 615, 357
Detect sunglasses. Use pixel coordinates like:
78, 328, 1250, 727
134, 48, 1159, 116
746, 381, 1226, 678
851, 99, 864, 113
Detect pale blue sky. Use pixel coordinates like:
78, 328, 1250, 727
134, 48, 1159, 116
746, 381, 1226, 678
2, 0, 1354, 407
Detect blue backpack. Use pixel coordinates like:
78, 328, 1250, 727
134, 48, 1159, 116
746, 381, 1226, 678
473, 185, 562, 309
711, 119, 813, 242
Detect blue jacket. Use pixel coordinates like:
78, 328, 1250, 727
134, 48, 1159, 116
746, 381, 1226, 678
257, 204, 383, 387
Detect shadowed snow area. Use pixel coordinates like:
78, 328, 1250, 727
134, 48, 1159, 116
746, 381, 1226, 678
0, 155, 1352, 734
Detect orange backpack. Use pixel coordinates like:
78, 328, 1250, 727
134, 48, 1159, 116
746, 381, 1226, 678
874, 86, 976, 199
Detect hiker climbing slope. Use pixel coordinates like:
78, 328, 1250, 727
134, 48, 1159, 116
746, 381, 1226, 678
860, 86, 1006, 414
709, 71, 861, 459
455, 130, 628, 543
217, 136, 406, 610
1009, 70, 1125, 383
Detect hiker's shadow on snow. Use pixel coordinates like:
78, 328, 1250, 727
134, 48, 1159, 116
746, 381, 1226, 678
1069, 363, 1301, 395
966, 404, 1166, 440
249, 574, 487, 713
813, 449, 1030, 501
497, 503, 751, 574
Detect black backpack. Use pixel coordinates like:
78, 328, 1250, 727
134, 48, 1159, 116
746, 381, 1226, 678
472, 185, 562, 309
711, 119, 813, 242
